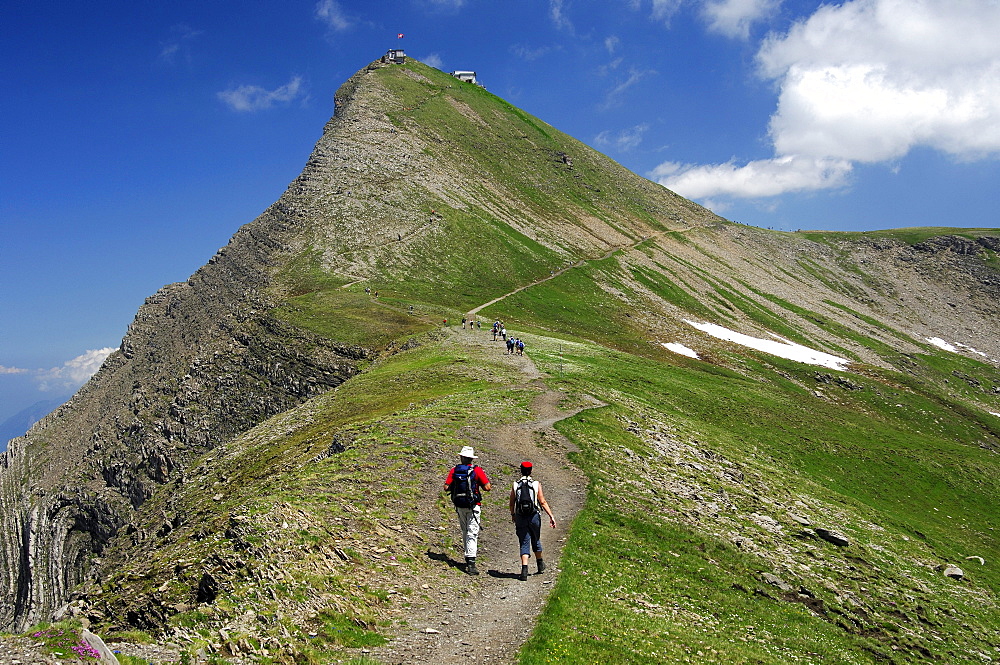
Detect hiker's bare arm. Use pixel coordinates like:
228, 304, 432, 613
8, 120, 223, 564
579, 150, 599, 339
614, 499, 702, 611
509, 488, 516, 517
537, 484, 557, 527
482, 481, 492, 491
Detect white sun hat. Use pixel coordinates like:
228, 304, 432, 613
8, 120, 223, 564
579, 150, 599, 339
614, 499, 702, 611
459, 446, 478, 459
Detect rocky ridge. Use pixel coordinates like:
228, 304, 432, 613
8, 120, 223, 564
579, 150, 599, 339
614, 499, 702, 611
0, 67, 399, 634
0, 56, 998, 663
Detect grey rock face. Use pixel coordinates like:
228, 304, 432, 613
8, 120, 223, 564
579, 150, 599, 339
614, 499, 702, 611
914, 235, 984, 256
0, 82, 372, 633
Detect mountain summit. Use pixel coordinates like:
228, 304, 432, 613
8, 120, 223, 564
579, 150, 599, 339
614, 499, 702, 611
0, 55, 709, 637
1, 58, 998, 663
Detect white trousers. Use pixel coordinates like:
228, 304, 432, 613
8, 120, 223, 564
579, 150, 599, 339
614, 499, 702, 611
455, 505, 482, 559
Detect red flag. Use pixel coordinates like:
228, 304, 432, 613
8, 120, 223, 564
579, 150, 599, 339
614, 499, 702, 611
397, 33, 404, 38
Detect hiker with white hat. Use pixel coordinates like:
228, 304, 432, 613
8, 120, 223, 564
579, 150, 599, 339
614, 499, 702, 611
444, 446, 493, 575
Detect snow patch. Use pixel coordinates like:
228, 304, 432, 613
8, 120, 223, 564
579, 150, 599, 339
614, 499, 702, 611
684, 320, 850, 371
990, 412, 1000, 418
927, 337, 958, 352
927, 337, 995, 362
662, 342, 699, 359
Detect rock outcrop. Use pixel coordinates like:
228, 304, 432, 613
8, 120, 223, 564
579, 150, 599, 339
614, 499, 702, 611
0, 77, 377, 634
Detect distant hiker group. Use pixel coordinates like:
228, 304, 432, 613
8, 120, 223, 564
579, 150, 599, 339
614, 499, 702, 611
488, 320, 525, 355
492, 320, 506, 341
444, 447, 556, 579
453, 317, 527, 356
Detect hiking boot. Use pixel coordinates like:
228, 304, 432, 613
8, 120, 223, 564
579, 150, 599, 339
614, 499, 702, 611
536, 559, 546, 574
466, 558, 479, 575
519, 565, 529, 581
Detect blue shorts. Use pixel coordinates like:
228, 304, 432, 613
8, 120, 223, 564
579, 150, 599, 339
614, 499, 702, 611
514, 512, 542, 556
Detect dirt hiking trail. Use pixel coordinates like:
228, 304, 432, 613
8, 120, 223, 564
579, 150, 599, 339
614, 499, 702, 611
0, 323, 600, 665
370, 326, 600, 665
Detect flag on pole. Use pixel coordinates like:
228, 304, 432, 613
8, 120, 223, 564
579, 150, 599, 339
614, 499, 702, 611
397, 33, 404, 38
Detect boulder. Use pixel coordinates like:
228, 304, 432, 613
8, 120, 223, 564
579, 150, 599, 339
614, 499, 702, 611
761, 573, 793, 592
197, 572, 219, 603
787, 512, 811, 526
943, 565, 964, 580
814, 528, 850, 547
80, 629, 119, 664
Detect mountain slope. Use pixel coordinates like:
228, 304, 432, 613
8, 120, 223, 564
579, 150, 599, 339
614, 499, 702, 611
1, 58, 999, 664
0, 57, 716, 637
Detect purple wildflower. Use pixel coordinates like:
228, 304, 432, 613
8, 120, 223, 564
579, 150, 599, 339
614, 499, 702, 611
72, 640, 103, 659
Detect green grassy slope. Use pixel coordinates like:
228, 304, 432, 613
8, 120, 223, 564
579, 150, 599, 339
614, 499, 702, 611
271, 59, 719, 340
74, 59, 1000, 664
524, 338, 1000, 664
91, 232, 1000, 663
479, 228, 1000, 662
89, 307, 1000, 663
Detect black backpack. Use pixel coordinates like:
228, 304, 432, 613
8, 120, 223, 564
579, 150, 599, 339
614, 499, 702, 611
450, 464, 481, 508
514, 478, 537, 516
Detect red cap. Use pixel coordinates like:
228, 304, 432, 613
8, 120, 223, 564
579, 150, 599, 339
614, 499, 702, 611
520, 461, 532, 471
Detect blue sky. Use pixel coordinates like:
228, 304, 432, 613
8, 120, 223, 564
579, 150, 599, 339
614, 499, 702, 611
3, 0, 1000, 428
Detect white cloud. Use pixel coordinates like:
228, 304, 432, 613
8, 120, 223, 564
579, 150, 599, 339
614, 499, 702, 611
702, 0, 782, 39
218, 76, 306, 112
653, 0, 1000, 201
158, 24, 202, 65
651, 0, 685, 23
653, 155, 852, 198
597, 57, 625, 77
595, 123, 650, 151
511, 44, 557, 61
550, 0, 574, 32
0, 366, 28, 375
315, 0, 352, 31
422, 53, 444, 69
760, 0, 1000, 163
601, 67, 655, 110
605, 35, 621, 54
427, 0, 466, 8
35, 348, 115, 392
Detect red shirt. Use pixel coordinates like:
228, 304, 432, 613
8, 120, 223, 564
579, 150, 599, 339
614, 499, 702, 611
445, 465, 491, 505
